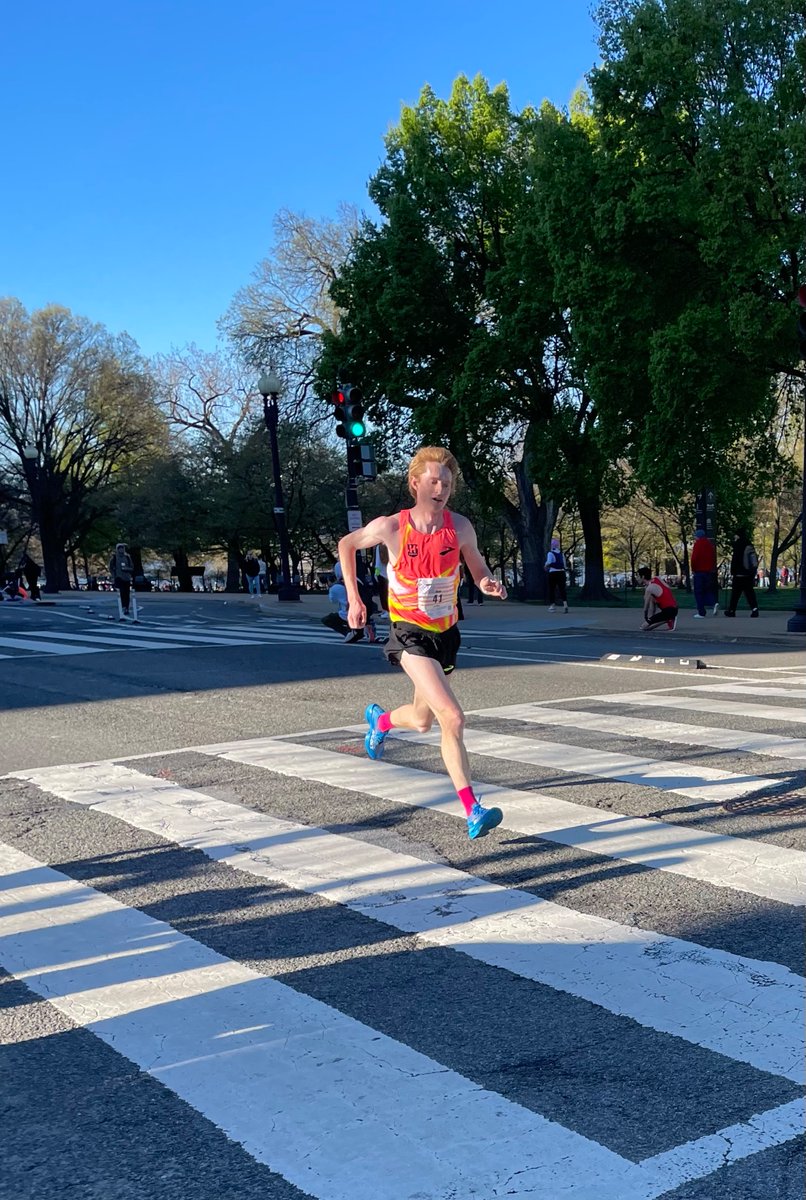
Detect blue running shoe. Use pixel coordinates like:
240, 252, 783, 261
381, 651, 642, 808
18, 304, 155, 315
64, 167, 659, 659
467, 801, 503, 840
364, 703, 387, 760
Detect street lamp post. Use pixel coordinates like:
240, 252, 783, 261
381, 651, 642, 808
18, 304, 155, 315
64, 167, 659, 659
257, 371, 300, 603
22, 443, 39, 526
786, 403, 806, 632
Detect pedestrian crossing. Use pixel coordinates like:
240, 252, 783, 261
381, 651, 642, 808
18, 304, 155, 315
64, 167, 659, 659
0, 618, 368, 658
1, 680, 804, 1198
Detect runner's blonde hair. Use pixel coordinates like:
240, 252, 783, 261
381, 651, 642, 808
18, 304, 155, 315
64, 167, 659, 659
407, 446, 459, 499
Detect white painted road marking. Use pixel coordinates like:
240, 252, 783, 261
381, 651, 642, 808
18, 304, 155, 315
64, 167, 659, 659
472, 702, 806, 762
13, 761, 803, 1082
0, 634, 106, 655
588, 690, 806, 727
0, 841, 661, 1200
204, 737, 806, 906
392, 726, 778, 802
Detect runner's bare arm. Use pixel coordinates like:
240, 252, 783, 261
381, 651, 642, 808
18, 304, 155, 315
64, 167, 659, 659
454, 515, 507, 600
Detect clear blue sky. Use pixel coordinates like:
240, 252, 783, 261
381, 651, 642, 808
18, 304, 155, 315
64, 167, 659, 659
2, 1, 599, 358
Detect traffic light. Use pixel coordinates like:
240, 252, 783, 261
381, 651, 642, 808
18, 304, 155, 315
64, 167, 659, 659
341, 384, 366, 439
332, 385, 366, 440
798, 285, 806, 359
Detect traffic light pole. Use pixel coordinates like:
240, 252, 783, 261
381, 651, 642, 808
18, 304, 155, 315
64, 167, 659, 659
786, 379, 806, 633
262, 390, 300, 603
345, 474, 366, 568
789, 290, 806, 633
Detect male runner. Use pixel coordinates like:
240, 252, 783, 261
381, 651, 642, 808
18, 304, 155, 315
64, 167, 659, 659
338, 446, 507, 839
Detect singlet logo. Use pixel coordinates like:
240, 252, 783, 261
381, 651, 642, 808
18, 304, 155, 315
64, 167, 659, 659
407, 545, 419, 557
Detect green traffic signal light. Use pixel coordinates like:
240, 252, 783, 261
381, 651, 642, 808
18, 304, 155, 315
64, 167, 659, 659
349, 418, 366, 437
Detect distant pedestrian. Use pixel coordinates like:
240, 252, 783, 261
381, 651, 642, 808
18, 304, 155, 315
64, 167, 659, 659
690, 530, 718, 618
724, 529, 759, 617
373, 544, 389, 612
244, 552, 261, 596
108, 543, 134, 616
258, 557, 268, 593
638, 566, 678, 630
19, 552, 41, 600
545, 538, 568, 613
463, 564, 484, 605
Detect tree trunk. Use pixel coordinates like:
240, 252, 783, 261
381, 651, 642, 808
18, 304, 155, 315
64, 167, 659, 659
225, 539, 242, 592
173, 547, 193, 592
40, 520, 66, 594
578, 495, 607, 600
509, 456, 555, 601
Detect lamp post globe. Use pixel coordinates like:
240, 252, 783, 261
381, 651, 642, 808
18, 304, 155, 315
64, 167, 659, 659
257, 371, 300, 602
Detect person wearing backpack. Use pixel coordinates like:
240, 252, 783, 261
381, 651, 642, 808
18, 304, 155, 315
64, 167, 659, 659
725, 529, 759, 617
544, 538, 569, 613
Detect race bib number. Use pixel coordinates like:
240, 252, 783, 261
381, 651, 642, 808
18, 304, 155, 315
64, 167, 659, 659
417, 576, 454, 618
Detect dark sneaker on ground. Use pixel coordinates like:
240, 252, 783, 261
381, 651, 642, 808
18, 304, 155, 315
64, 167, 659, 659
364, 703, 387, 760
467, 801, 503, 840
343, 629, 363, 643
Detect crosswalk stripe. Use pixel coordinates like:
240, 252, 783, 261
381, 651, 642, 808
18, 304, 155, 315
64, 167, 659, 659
393, 727, 777, 802
110, 624, 339, 644
688, 683, 806, 700
0, 840, 655, 1200
18, 627, 338, 648
587, 690, 806, 726
12, 631, 193, 650
473, 702, 806, 762
13, 761, 802, 1082
633, 1098, 805, 1196
203, 737, 806, 905
0, 626, 345, 656
0, 634, 106, 655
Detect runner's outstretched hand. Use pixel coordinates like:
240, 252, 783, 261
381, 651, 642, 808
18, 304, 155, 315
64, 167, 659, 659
479, 576, 507, 600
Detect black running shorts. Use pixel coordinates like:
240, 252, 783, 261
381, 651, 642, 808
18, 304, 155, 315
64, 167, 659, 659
384, 620, 461, 675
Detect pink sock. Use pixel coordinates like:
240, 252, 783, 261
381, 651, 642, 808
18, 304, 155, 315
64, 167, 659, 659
457, 786, 476, 816
377, 712, 393, 733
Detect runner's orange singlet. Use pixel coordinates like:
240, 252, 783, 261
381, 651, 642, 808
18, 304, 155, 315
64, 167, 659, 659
387, 509, 461, 632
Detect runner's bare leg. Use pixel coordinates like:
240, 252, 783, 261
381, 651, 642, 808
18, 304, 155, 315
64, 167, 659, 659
397, 653, 471, 792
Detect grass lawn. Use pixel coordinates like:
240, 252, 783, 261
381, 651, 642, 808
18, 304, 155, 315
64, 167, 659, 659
555, 585, 801, 610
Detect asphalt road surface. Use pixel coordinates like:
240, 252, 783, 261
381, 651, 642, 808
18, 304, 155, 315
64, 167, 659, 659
1, 595, 804, 1200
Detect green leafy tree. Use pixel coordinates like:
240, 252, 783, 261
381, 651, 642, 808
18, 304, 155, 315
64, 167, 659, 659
321, 75, 612, 598
579, 0, 806, 507
0, 300, 165, 590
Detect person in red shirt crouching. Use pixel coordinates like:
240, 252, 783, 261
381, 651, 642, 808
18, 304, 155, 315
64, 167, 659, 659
638, 567, 678, 631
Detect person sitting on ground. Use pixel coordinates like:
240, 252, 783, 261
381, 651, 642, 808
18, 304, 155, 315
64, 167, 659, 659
322, 562, 379, 642
638, 566, 678, 631
322, 562, 351, 637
